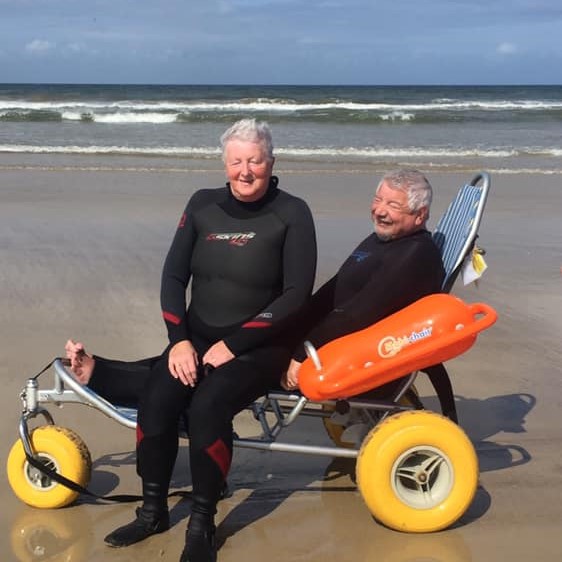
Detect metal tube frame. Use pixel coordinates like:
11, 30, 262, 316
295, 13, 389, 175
17, 358, 419, 460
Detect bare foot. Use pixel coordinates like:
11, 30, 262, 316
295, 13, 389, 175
64, 339, 95, 384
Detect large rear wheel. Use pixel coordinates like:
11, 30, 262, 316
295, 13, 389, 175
356, 410, 478, 532
7, 426, 92, 509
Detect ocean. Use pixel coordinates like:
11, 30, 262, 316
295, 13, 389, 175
1, 84, 561, 174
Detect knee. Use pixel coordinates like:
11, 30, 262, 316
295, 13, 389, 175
187, 394, 232, 440
188, 396, 222, 431
138, 393, 182, 437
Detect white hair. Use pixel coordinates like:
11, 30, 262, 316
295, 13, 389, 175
220, 118, 274, 161
376, 168, 433, 212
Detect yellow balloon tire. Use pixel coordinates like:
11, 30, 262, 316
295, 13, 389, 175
356, 410, 478, 533
322, 384, 421, 449
7, 426, 92, 509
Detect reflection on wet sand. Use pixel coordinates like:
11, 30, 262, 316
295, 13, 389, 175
215, 478, 473, 562
212, 455, 474, 562
11, 507, 93, 562
10, 497, 474, 562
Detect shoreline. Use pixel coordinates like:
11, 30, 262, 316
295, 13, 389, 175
1, 152, 562, 176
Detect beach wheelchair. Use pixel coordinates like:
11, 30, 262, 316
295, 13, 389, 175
8, 172, 495, 533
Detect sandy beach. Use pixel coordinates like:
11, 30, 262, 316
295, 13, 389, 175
1, 155, 561, 561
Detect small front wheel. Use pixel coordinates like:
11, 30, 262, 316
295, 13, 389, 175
356, 410, 478, 533
7, 425, 92, 509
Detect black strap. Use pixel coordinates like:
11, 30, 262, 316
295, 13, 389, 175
423, 363, 458, 423
23, 449, 200, 504
24, 450, 143, 503
31, 358, 58, 380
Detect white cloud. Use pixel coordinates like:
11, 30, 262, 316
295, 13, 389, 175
497, 42, 517, 55
65, 42, 94, 53
66, 42, 84, 52
25, 39, 54, 54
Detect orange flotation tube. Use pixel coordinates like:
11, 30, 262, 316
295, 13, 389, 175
298, 293, 497, 401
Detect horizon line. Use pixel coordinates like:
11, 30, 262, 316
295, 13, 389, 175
1, 82, 562, 88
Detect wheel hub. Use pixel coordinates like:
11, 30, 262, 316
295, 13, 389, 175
391, 445, 454, 509
416, 472, 428, 484
25, 455, 57, 490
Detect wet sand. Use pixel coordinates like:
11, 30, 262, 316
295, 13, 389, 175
1, 156, 562, 561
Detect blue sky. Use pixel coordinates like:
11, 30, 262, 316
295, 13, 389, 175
1, 0, 561, 84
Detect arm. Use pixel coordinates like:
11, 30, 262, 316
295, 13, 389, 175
160, 194, 201, 384
160, 197, 198, 346
281, 273, 340, 388
294, 236, 443, 360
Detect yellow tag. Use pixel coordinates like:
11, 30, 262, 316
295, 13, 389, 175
461, 247, 488, 285
472, 251, 487, 275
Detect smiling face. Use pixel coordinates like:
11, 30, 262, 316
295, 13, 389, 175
224, 139, 275, 203
371, 181, 428, 241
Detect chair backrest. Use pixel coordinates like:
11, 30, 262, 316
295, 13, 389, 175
432, 172, 491, 293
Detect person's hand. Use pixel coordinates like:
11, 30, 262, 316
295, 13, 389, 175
168, 340, 199, 386
202, 340, 234, 369
64, 339, 95, 384
280, 359, 302, 391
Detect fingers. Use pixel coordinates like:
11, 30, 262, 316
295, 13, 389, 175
280, 372, 298, 391
286, 372, 299, 390
168, 341, 196, 385
283, 359, 301, 391
168, 355, 199, 387
176, 364, 197, 387
201, 340, 234, 369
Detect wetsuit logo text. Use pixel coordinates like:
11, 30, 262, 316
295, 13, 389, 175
352, 250, 370, 262
206, 232, 256, 247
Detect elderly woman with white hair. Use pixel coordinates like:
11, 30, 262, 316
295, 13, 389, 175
69, 118, 317, 561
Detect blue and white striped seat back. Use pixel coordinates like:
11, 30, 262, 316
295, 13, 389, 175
432, 184, 483, 292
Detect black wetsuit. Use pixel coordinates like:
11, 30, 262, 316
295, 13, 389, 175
96, 178, 317, 517
292, 229, 445, 362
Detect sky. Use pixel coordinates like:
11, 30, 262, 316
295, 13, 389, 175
1, 0, 561, 85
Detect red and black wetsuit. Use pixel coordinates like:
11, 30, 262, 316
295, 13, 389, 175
105, 177, 316, 517
160, 178, 317, 355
